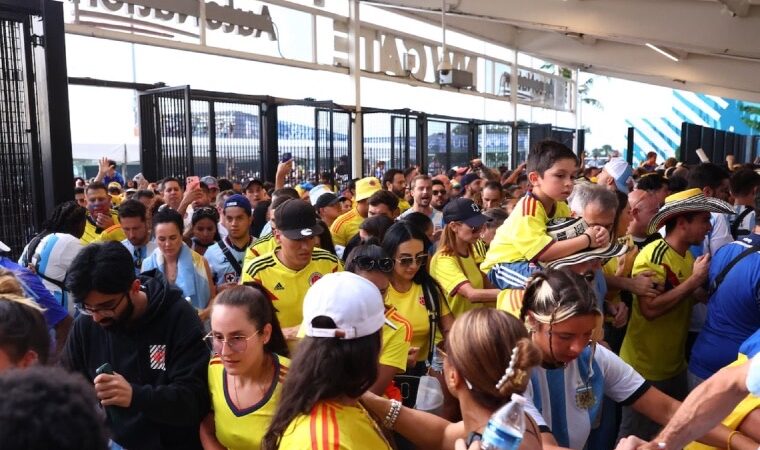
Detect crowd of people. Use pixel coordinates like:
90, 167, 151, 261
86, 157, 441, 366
2, 143, 760, 450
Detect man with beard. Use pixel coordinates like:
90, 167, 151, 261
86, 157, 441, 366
118, 200, 156, 276
398, 175, 444, 232
382, 169, 410, 213
62, 241, 210, 450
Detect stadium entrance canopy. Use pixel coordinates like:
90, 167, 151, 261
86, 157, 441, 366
365, 0, 760, 103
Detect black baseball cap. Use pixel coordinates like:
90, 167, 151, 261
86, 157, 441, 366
245, 178, 264, 190
314, 192, 343, 210
274, 199, 324, 240
442, 198, 491, 227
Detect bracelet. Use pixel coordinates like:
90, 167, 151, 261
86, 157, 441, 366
383, 399, 402, 429
727, 430, 740, 450
584, 233, 592, 248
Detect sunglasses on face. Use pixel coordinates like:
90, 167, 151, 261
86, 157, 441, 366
432, 190, 446, 196
395, 253, 428, 267
354, 256, 394, 273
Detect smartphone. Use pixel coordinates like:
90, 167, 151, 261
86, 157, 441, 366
280, 152, 292, 163
96, 362, 113, 376
186, 176, 200, 190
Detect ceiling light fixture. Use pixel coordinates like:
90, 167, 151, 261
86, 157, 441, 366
645, 43, 679, 62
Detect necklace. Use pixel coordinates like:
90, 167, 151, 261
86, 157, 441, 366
230, 357, 274, 409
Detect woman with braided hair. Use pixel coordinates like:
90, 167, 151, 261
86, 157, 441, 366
520, 268, 759, 450
19, 201, 86, 314
361, 307, 543, 450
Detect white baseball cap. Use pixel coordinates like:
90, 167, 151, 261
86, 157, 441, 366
303, 272, 386, 340
0, 240, 9, 253
308, 184, 334, 206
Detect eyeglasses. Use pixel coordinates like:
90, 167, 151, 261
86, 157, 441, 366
204, 331, 260, 354
395, 253, 428, 267
432, 190, 446, 196
354, 256, 394, 273
76, 293, 128, 317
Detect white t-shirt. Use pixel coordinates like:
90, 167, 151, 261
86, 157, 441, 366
731, 205, 756, 239
19, 233, 83, 313
747, 354, 760, 396
398, 207, 444, 230
523, 345, 647, 449
691, 212, 733, 332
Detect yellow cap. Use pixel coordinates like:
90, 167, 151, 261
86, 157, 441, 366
355, 177, 381, 202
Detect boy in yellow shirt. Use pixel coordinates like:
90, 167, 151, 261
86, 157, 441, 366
481, 141, 610, 288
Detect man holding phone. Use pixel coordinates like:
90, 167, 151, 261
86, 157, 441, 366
81, 182, 126, 244
62, 241, 210, 450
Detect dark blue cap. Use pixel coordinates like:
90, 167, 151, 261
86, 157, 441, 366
224, 194, 252, 215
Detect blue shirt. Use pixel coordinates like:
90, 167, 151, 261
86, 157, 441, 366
103, 171, 126, 187
689, 234, 760, 379
0, 257, 68, 328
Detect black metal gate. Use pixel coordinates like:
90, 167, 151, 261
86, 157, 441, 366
0, 0, 72, 259
139, 86, 194, 181
277, 103, 351, 189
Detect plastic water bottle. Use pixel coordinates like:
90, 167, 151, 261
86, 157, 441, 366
480, 393, 527, 450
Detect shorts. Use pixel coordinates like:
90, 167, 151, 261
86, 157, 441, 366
487, 261, 540, 289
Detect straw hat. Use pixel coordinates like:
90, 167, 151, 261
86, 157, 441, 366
541, 217, 627, 270
647, 188, 734, 235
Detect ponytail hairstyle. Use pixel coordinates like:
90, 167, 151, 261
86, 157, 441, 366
446, 309, 541, 411
262, 318, 381, 450
213, 284, 288, 357
520, 269, 603, 366
435, 221, 460, 257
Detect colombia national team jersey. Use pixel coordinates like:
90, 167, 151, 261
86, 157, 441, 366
240, 248, 343, 328
278, 401, 391, 450
620, 238, 695, 381
208, 353, 290, 450
480, 194, 571, 272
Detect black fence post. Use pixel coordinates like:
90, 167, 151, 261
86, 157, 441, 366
260, 101, 278, 183
208, 100, 217, 177
627, 127, 634, 166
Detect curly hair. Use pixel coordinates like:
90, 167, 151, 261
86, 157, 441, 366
0, 366, 108, 450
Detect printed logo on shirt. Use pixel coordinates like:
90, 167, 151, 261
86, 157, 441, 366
274, 282, 285, 291
309, 273, 322, 286
149, 345, 166, 371
224, 272, 237, 283
418, 296, 426, 307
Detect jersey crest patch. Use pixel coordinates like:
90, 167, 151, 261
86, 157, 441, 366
309, 272, 323, 286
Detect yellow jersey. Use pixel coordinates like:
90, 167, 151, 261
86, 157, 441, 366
685, 354, 760, 450
430, 249, 493, 318
620, 238, 695, 380
481, 194, 571, 272
81, 211, 122, 244
380, 306, 413, 372
208, 353, 290, 450
240, 248, 343, 328
247, 232, 277, 259
473, 239, 488, 263
278, 401, 392, 450
398, 197, 411, 214
385, 282, 449, 363
496, 289, 525, 319
330, 209, 363, 247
